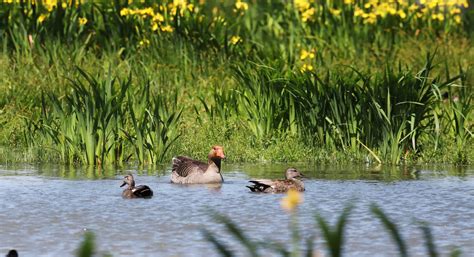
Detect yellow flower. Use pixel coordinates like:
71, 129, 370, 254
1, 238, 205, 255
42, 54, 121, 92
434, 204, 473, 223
281, 189, 303, 212
363, 13, 378, 24
450, 8, 461, 15
354, 7, 364, 17
408, 4, 419, 12
235, 0, 249, 12
300, 49, 315, 60
153, 13, 164, 22
301, 7, 316, 22
330, 8, 342, 17
432, 13, 445, 21
37, 14, 48, 23
120, 8, 130, 16
161, 25, 174, 32
397, 10, 407, 19
344, 0, 355, 4
294, 0, 311, 12
459, 0, 469, 8
79, 17, 88, 26
300, 64, 314, 72
454, 15, 462, 24
230, 35, 241, 45
139, 38, 150, 46
44, 0, 57, 12
151, 22, 159, 31
187, 3, 195, 12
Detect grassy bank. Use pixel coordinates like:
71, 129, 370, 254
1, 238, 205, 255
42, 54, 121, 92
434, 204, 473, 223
0, 1, 473, 165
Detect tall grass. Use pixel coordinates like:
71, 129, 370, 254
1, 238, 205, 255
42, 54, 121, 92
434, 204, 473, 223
209, 53, 467, 164
1, 1, 473, 164
24, 68, 182, 165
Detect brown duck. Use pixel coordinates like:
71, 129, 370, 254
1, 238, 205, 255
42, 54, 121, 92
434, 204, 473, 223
171, 145, 226, 184
247, 168, 305, 193
120, 174, 153, 199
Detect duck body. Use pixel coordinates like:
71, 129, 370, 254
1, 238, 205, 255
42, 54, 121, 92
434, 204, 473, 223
122, 185, 154, 199
171, 146, 225, 184
120, 174, 153, 199
247, 168, 305, 193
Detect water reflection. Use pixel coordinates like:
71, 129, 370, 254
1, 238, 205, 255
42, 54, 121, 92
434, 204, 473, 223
32, 164, 169, 179
2, 163, 472, 181
0, 164, 473, 256
171, 182, 223, 192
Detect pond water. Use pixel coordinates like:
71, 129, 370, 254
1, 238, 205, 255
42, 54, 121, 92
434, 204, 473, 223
0, 163, 473, 257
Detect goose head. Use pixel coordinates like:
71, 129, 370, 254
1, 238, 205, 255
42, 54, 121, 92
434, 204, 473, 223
285, 168, 304, 180
208, 145, 226, 160
120, 174, 135, 189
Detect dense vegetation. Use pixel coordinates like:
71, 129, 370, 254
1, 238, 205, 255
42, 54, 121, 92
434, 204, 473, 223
0, 0, 473, 165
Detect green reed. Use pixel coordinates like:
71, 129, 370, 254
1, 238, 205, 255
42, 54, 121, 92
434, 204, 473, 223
24, 68, 182, 165
70, 203, 465, 256
125, 81, 182, 164
203, 204, 462, 257
1, 1, 473, 164
442, 69, 473, 164
215, 52, 467, 164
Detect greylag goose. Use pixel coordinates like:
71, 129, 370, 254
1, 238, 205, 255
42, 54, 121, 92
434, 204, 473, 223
120, 174, 153, 198
247, 168, 305, 193
171, 145, 226, 184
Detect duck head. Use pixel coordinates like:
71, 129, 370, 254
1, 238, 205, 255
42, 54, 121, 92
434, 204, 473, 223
285, 168, 304, 179
120, 174, 135, 188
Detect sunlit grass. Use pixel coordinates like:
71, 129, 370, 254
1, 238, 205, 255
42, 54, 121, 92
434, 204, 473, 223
0, 1, 472, 165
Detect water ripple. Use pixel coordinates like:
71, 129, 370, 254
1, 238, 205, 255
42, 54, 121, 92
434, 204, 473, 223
0, 165, 473, 256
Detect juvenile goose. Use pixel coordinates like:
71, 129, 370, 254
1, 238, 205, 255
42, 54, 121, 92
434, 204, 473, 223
120, 174, 153, 199
171, 145, 226, 184
247, 168, 305, 193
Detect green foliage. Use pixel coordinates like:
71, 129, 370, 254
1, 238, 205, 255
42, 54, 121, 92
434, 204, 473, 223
24, 68, 182, 165
316, 205, 353, 257
76, 231, 95, 257
371, 204, 408, 257
0, 1, 473, 165
204, 204, 464, 257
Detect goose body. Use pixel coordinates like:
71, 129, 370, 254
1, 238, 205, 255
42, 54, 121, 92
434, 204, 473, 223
247, 168, 305, 193
171, 146, 225, 184
120, 174, 153, 199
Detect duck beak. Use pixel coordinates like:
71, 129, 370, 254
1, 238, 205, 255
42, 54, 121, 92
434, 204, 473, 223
298, 173, 305, 178
120, 182, 126, 187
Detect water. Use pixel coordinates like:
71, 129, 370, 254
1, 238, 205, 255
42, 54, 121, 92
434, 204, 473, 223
0, 164, 473, 257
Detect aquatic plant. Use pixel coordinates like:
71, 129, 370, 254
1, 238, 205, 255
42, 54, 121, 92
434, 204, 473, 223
203, 193, 463, 256
24, 68, 182, 165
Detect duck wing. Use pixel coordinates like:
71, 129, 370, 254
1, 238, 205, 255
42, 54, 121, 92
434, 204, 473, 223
247, 180, 274, 192
172, 156, 208, 177
247, 179, 304, 193
132, 185, 153, 198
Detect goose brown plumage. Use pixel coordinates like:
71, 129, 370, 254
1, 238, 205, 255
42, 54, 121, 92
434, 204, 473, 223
171, 145, 226, 184
247, 168, 305, 193
120, 174, 153, 199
